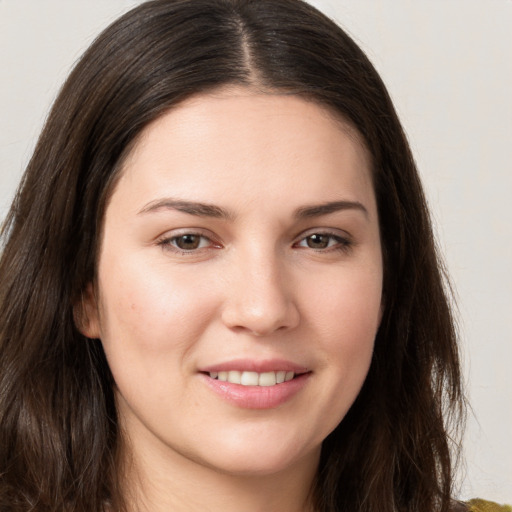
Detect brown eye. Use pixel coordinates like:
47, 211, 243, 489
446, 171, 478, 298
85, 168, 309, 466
305, 234, 331, 249
158, 232, 220, 254
295, 232, 352, 252
173, 234, 203, 250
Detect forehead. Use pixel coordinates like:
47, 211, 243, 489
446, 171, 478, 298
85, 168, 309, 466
112, 88, 375, 217
130, 88, 369, 166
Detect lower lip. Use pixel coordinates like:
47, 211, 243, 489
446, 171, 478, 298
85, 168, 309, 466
201, 373, 311, 409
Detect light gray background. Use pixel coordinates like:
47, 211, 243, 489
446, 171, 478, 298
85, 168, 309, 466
1, 0, 511, 502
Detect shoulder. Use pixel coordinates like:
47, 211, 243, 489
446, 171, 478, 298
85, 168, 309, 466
465, 499, 512, 512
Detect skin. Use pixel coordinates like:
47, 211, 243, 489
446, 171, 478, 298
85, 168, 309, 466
81, 88, 383, 512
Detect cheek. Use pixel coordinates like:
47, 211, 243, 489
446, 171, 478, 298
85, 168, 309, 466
306, 264, 382, 335
303, 265, 381, 382
96, 257, 221, 360
96, 266, 222, 414
286, 267, 381, 445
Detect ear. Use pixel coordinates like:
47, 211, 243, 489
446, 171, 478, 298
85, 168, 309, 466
73, 283, 101, 339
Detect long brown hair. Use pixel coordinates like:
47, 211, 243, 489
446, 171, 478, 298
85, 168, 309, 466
0, 1, 465, 510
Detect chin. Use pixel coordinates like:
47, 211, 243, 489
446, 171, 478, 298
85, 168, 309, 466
194, 438, 321, 478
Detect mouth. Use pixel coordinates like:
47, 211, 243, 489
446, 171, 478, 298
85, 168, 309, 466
201, 369, 311, 409
199, 360, 311, 408
207, 370, 299, 387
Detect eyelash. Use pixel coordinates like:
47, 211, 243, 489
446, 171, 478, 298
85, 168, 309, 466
156, 230, 353, 255
157, 232, 220, 255
293, 232, 353, 253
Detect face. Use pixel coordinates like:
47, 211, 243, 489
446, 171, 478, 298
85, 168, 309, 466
82, 89, 383, 479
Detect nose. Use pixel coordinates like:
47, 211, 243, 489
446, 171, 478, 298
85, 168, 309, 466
220, 248, 300, 337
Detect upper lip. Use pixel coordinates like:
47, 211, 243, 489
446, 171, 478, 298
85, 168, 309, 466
199, 359, 310, 374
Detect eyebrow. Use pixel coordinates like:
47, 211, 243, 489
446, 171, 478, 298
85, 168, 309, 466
137, 198, 368, 220
294, 200, 368, 219
138, 199, 234, 220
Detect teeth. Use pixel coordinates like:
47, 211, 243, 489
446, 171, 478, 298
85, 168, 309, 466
258, 371, 276, 386
210, 370, 296, 386
240, 371, 259, 386
227, 370, 241, 384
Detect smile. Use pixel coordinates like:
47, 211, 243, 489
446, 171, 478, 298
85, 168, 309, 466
209, 370, 295, 386
203, 371, 311, 409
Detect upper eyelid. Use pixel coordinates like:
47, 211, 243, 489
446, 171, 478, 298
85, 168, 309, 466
294, 227, 353, 241
156, 227, 217, 241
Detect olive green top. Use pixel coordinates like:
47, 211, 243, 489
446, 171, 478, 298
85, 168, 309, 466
467, 499, 512, 512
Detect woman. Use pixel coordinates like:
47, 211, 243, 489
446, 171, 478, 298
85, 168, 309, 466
0, 1, 508, 511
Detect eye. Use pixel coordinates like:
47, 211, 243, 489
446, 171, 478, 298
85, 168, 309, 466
158, 232, 218, 253
295, 232, 351, 251
172, 234, 208, 250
